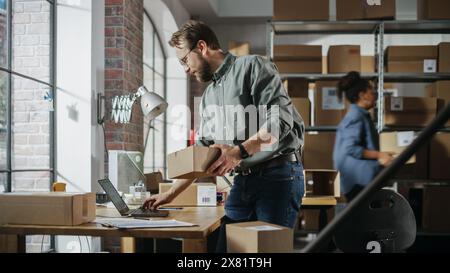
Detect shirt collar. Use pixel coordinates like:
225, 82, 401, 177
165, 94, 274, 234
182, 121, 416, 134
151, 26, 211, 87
211, 53, 235, 83
351, 104, 369, 115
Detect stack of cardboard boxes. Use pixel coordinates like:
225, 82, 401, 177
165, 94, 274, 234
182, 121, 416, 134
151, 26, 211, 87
336, 0, 396, 20
385, 43, 450, 74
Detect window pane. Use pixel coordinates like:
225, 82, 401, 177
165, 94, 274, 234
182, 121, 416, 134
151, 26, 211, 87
0, 0, 8, 68
12, 75, 51, 170
153, 73, 165, 171
0, 172, 6, 193
12, 0, 51, 83
0, 71, 7, 170
154, 39, 164, 74
143, 15, 153, 68
12, 170, 50, 192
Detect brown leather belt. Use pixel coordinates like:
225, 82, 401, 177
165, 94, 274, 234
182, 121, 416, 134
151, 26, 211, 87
234, 150, 301, 176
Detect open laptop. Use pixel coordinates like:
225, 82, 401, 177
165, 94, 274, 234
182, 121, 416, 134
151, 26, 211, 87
98, 178, 169, 218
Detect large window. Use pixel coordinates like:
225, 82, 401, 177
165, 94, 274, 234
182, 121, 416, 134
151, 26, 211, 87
143, 11, 166, 175
0, 0, 55, 194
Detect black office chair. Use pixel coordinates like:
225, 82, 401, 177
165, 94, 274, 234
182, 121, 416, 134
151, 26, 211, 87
333, 189, 416, 253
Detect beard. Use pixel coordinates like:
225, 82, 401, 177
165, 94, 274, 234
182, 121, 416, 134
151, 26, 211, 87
196, 56, 213, 83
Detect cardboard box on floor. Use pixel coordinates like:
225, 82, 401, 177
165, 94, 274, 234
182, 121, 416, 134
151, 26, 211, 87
422, 184, 450, 232
273, 0, 329, 21
292, 98, 311, 126
336, 0, 396, 20
226, 221, 293, 253
384, 96, 439, 127
426, 81, 450, 127
167, 146, 220, 179
0, 192, 96, 226
328, 45, 361, 73
386, 46, 438, 73
303, 132, 336, 170
229, 41, 250, 57
304, 169, 340, 198
418, 0, 450, 20
283, 78, 309, 98
430, 133, 450, 180
159, 182, 217, 207
438, 42, 450, 73
274, 45, 323, 74
314, 81, 349, 126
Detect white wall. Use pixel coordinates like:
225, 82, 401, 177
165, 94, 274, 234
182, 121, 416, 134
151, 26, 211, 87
56, 0, 104, 253
57, 0, 93, 193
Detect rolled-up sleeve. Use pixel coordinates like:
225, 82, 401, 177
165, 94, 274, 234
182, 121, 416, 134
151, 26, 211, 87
249, 57, 294, 141
341, 118, 365, 159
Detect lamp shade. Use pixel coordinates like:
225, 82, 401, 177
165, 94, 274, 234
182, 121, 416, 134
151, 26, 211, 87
138, 86, 168, 120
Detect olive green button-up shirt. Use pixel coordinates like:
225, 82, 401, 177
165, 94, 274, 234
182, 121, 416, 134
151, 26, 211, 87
197, 53, 305, 169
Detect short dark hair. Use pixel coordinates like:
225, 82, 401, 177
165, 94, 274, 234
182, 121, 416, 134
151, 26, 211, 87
337, 71, 371, 103
169, 20, 221, 50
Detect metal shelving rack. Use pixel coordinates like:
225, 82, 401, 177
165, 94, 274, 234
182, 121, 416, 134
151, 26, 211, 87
266, 20, 450, 132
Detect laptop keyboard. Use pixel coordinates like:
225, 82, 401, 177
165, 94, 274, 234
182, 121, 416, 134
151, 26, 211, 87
131, 208, 169, 217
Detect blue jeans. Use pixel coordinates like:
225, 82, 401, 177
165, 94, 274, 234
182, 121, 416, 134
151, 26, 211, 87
225, 161, 305, 228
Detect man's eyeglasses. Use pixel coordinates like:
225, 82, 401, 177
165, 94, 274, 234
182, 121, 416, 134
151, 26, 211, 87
179, 46, 196, 68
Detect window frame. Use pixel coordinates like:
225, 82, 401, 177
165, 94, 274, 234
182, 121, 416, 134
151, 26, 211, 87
143, 10, 167, 175
0, 0, 56, 193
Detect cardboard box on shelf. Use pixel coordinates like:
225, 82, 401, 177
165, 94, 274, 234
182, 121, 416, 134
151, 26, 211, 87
384, 96, 439, 127
386, 46, 438, 73
418, 0, 450, 20
275, 61, 323, 74
426, 81, 450, 127
159, 182, 217, 207
303, 132, 336, 170
336, 0, 396, 20
274, 45, 322, 74
273, 0, 329, 21
226, 221, 293, 253
304, 169, 340, 198
429, 133, 450, 180
292, 98, 311, 126
283, 78, 309, 98
328, 45, 361, 73
438, 42, 450, 73
422, 185, 450, 232
380, 132, 416, 164
361, 56, 375, 73
394, 139, 429, 180
144, 172, 163, 193
314, 81, 348, 126
167, 146, 220, 179
0, 192, 96, 226
229, 41, 250, 57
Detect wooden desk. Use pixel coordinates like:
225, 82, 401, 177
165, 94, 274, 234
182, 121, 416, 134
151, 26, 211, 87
0, 206, 225, 253
301, 196, 337, 231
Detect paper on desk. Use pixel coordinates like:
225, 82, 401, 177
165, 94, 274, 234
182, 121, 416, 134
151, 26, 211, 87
95, 218, 197, 229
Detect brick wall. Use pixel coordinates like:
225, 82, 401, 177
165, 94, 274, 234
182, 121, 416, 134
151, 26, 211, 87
105, 0, 144, 160
11, 0, 51, 194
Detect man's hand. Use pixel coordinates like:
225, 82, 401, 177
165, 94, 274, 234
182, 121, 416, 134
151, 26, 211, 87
207, 144, 242, 176
142, 191, 174, 210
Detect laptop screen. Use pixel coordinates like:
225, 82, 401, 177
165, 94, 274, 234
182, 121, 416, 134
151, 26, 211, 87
98, 179, 129, 215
